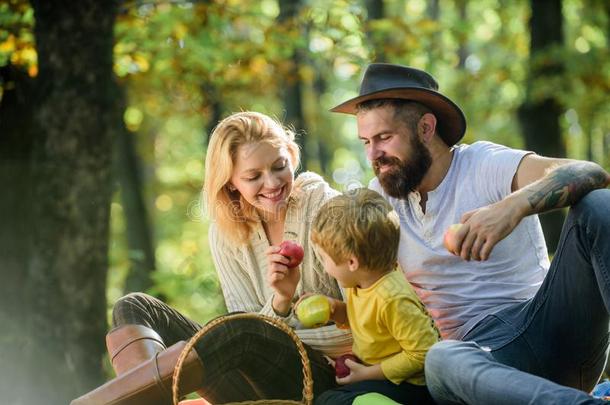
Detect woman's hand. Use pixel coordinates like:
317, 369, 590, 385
267, 245, 300, 313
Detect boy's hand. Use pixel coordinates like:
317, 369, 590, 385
335, 360, 381, 385
328, 297, 348, 327
295, 294, 348, 328
294, 293, 332, 328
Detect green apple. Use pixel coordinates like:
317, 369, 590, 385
295, 294, 331, 328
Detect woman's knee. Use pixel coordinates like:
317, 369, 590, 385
193, 317, 271, 356
111, 292, 157, 327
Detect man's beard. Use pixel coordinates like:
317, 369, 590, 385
373, 134, 432, 199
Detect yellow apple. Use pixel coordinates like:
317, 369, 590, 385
295, 294, 331, 328
443, 223, 463, 254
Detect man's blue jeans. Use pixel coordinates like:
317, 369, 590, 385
425, 189, 610, 404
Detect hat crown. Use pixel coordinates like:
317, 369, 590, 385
360, 63, 439, 96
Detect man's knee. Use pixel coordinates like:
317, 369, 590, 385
426, 340, 492, 380
426, 340, 462, 371
572, 189, 610, 228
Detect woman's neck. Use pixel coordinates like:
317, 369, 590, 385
260, 208, 287, 246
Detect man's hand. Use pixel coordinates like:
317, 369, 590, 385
266, 246, 300, 314
453, 159, 610, 261
453, 197, 526, 261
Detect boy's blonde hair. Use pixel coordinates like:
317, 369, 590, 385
311, 188, 400, 272
203, 111, 300, 245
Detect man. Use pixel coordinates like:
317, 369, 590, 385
331, 63, 610, 404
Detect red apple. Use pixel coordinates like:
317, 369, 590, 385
443, 223, 463, 254
279, 240, 304, 268
335, 354, 361, 378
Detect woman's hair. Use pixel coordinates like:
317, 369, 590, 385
311, 188, 400, 273
203, 111, 300, 245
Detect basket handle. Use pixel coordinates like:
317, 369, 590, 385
172, 312, 313, 405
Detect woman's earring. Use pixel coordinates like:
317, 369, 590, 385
227, 184, 236, 192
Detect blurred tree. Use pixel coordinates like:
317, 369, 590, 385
279, 0, 308, 169
0, 0, 119, 403
454, 0, 467, 70
0, 54, 34, 405
518, 0, 565, 253
425, 0, 441, 72
364, 0, 386, 62
114, 84, 156, 294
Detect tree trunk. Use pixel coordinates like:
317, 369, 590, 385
0, 63, 35, 405
114, 88, 156, 293
365, 0, 386, 62
456, 0, 468, 69
313, 74, 331, 175
203, 82, 223, 147
518, 0, 565, 253
17, 1, 118, 403
279, 0, 307, 170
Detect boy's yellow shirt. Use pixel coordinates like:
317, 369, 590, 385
346, 269, 440, 385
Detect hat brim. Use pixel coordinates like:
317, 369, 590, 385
330, 87, 466, 146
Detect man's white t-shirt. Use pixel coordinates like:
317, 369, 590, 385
369, 141, 550, 340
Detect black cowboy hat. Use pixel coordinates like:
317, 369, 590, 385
330, 63, 467, 146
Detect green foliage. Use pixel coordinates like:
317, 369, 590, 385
0, 0, 35, 78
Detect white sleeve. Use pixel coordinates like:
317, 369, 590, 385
470, 141, 532, 203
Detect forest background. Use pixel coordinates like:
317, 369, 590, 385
0, 0, 608, 403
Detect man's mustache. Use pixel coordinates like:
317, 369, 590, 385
373, 156, 401, 171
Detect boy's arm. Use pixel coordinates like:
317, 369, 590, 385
379, 297, 439, 385
329, 297, 350, 329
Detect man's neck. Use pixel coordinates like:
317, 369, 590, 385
416, 145, 454, 213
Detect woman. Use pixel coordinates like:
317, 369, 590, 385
72, 112, 352, 404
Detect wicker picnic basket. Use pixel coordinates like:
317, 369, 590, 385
172, 312, 313, 405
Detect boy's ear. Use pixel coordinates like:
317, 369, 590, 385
348, 255, 359, 272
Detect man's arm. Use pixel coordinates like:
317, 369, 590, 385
455, 155, 609, 261
514, 156, 610, 215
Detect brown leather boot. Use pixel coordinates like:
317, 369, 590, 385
70, 340, 206, 405
106, 324, 166, 375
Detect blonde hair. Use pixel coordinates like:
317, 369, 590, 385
203, 111, 300, 245
311, 188, 400, 272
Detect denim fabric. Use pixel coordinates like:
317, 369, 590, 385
315, 379, 434, 405
112, 293, 337, 403
425, 189, 610, 404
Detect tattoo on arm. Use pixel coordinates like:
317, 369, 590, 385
526, 162, 610, 213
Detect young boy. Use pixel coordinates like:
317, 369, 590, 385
307, 188, 439, 405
